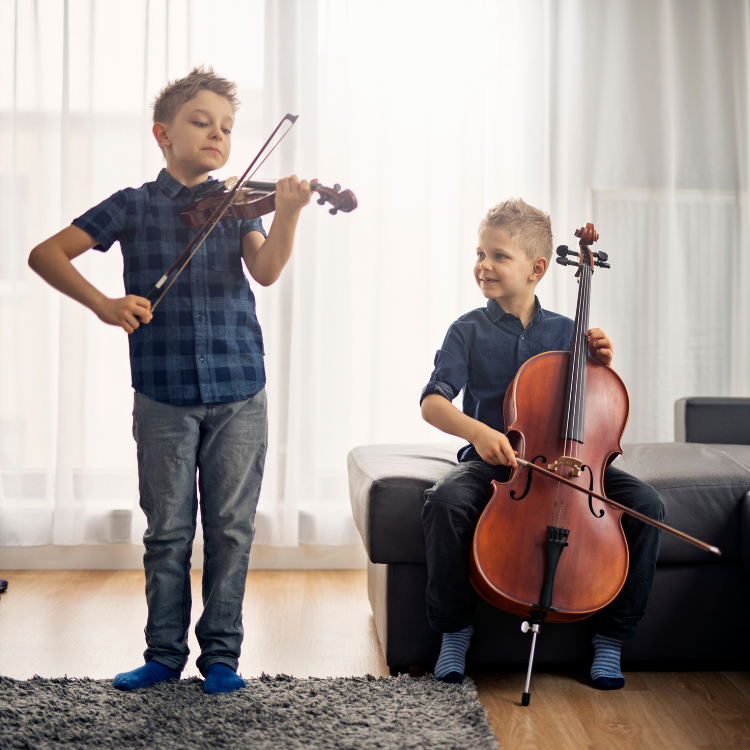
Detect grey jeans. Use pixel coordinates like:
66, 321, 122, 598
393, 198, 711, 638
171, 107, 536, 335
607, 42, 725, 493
132, 389, 267, 675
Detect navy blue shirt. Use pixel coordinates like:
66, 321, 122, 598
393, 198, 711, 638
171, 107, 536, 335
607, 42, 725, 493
421, 297, 574, 462
73, 169, 267, 405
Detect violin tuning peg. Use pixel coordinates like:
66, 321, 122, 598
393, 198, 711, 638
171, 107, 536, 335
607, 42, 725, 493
329, 208, 338, 215
333, 184, 341, 192
317, 197, 326, 205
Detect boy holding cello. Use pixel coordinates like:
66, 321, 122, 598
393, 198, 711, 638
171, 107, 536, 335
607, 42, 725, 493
28, 67, 312, 694
420, 198, 664, 688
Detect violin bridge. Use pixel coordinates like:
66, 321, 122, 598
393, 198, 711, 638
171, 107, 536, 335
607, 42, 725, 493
547, 456, 583, 477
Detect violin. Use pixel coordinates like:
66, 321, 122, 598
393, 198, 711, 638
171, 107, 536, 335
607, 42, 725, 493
179, 178, 357, 228
468, 223, 719, 705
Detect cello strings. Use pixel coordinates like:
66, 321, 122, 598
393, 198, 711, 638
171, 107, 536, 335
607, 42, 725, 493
557, 249, 584, 526
558, 248, 591, 531
567, 258, 593, 530
554, 249, 580, 524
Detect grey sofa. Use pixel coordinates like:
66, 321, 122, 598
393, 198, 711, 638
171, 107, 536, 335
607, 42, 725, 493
347, 398, 750, 674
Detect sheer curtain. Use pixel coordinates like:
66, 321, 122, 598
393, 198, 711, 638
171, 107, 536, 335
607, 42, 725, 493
1, 0, 748, 549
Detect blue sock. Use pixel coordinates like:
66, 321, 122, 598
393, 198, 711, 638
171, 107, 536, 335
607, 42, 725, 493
203, 663, 245, 694
434, 625, 474, 684
591, 633, 625, 690
113, 660, 180, 691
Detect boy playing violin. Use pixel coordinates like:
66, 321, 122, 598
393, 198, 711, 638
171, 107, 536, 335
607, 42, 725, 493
28, 67, 312, 694
420, 199, 664, 688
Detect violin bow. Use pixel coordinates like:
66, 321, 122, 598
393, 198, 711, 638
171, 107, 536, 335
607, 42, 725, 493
515, 457, 721, 556
147, 113, 299, 312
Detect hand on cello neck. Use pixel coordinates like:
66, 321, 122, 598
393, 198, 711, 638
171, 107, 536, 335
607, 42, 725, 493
586, 328, 613, 366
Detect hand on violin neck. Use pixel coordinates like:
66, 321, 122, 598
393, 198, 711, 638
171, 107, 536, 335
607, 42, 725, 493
586, 328, 613, 366
242, 175, 313, 287
272, 175, 313, 220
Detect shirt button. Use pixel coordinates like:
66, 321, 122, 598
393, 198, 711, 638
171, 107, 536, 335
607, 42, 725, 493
194, 274, 201, 281
199, 355, 205, 362
521, 335, 525, 340
197, 315, 203, 322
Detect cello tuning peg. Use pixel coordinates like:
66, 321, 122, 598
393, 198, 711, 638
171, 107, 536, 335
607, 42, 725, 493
594, 251, 608, 262
556, 257, 577, 267
595, 261, 610, 269
556, 245, 569, 257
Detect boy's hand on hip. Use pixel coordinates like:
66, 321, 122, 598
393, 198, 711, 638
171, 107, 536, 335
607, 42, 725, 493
274, 175, 313, 218
586, 328, 613, 366
473, 425, 518, 468
94, 295, 152, 334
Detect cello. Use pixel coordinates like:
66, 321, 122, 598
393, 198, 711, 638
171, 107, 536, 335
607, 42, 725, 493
469, 223, 719, 705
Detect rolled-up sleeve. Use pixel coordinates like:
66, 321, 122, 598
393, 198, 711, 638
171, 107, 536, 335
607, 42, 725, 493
72, 190, 128, 252
420, 323, 470, 405
240, 215, 266, 238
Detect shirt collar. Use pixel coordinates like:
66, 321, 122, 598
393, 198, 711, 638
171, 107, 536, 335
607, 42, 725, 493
156, 168, 216, 199
486, 296, 544, 325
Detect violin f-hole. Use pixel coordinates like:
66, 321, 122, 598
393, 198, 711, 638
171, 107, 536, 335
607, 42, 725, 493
510, 455, 547, 501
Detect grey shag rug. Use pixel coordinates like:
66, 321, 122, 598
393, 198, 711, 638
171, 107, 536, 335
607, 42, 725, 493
0, 673, 499, 750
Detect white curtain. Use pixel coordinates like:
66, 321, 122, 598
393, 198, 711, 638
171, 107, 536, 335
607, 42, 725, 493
1, 0, 748, 549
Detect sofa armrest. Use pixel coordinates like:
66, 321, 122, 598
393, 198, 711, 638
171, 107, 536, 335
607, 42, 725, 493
674, 397, 750, 445
743, 492, 750, 577
347, 444, 458, 564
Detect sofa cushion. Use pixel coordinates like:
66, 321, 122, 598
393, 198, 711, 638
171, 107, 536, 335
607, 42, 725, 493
348, 443, 750, 565
615, 443, 750, 563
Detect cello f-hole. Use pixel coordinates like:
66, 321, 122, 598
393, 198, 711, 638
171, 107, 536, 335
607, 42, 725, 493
581, 464, 605, 519
510, 455, 547, 501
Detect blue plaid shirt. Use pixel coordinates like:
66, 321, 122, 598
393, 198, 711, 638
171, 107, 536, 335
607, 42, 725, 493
421, 297, 574, 462
73, 169, 267, 405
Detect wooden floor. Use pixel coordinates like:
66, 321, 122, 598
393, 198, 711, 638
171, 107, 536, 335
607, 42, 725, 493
1, 570, 748, 750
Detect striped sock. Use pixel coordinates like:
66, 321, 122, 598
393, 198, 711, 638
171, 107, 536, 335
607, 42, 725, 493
434, 625, 474, 684
591, 633, 625, 690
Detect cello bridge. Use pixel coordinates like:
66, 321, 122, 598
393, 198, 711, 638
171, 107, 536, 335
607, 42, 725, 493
547, 456, 583, 476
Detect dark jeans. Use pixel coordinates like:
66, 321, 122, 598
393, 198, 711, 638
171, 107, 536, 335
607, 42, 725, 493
422, 460, 664, 640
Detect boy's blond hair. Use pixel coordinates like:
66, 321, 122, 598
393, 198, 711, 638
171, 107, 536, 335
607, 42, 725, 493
152, 66, 240, 127
479, 198, 552, 262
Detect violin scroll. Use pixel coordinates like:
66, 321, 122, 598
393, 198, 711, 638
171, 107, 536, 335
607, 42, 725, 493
311, 181, 358, 215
